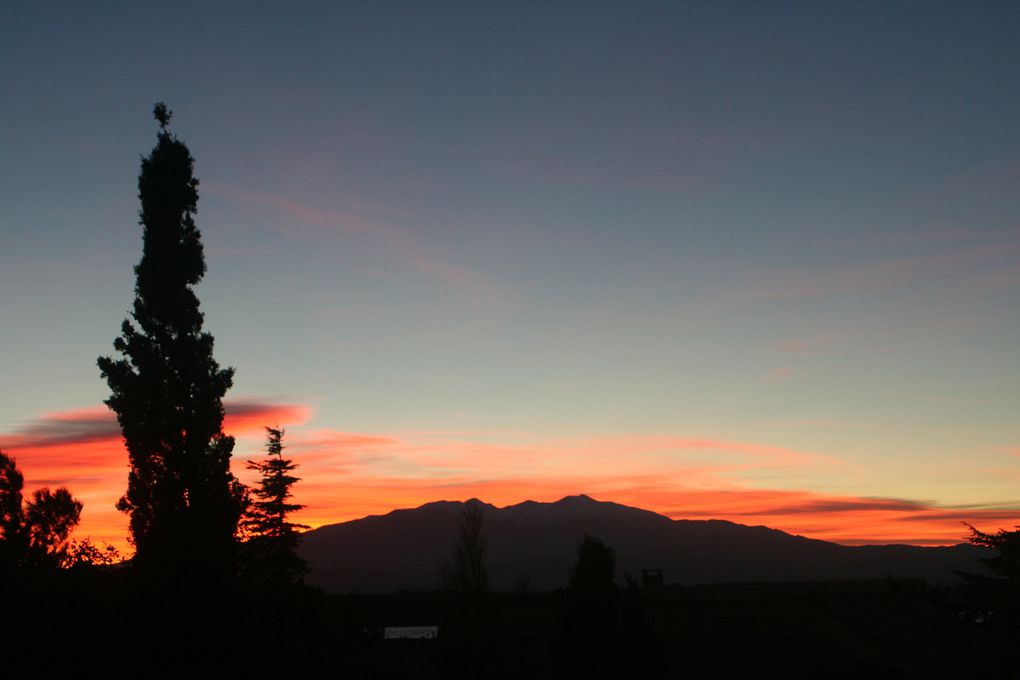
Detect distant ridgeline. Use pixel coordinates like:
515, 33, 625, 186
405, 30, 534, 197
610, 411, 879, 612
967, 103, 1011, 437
298, 495, 986, 593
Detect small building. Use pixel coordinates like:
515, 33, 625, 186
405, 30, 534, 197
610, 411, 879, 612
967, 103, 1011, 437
383, 625, 439, 640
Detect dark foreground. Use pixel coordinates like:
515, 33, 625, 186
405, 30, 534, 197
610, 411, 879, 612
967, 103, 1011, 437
4, 571, 1015, 679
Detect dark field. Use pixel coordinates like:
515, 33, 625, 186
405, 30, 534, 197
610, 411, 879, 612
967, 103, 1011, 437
7, 572, 1012, 679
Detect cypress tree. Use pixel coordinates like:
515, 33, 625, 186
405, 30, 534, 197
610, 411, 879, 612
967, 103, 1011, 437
98, 103, 244, 583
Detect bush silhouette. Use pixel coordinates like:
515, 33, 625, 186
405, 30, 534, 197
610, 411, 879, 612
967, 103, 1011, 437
0, 450, 82, 571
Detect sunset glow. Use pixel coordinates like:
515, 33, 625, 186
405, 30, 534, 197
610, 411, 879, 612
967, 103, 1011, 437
5, 402, 1017, 553
2, 3, 1019, 560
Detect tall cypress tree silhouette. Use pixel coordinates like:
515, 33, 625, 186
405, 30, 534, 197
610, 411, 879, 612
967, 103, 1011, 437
98, 103, 244, 584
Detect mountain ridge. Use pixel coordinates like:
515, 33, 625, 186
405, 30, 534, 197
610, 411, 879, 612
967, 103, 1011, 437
298, 495, 986, 593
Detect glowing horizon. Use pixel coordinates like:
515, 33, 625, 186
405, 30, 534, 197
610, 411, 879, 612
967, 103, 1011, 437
5, 400, 1017, 554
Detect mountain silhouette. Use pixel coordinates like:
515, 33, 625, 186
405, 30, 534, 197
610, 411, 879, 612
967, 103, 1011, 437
299, 494, 987, 593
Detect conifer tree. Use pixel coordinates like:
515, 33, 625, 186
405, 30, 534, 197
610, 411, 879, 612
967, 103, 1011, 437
963, 524, 1020, 632
242, 427, 308, 584
98, 103, 244, 581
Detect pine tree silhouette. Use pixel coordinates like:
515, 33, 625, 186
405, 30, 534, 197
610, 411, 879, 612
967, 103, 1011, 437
242, 427, 308, 585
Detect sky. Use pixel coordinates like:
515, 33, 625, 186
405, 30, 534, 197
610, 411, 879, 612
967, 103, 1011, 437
2, 1, 1019, 551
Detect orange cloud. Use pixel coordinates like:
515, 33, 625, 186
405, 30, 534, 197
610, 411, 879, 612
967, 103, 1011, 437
254, 428, 1020, 548
4, 411, 1018, 554
291, 474, 1020, 548
1, 399, 310, 552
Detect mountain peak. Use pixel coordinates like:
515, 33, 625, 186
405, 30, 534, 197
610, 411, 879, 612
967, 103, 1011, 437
555, 494, 598, 505
413, 498, 496, 512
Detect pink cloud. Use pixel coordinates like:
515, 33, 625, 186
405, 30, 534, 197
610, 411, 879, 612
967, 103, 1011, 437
205, 183, 383, 235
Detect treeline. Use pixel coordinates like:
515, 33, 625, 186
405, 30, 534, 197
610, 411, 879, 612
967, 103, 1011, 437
429, 501, 666, 678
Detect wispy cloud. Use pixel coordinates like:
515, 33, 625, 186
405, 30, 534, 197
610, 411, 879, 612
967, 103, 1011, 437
289, 470, 1020, 548
246, 428, 1019, 546
582, 485, 1020, 546
3, 407, 119, 449
742, 234, 1020, 303
205, 183, 500, 304
222, 399, 312, 432
208, 184, 384, 235
3, 399, 310, 452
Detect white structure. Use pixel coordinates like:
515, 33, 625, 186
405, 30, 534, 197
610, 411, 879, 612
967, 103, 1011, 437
383, 626, 439, 640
